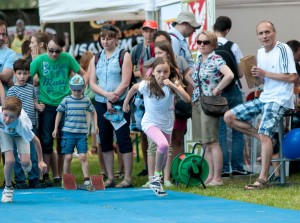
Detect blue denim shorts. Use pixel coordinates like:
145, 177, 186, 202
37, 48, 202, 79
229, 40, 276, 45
61, 132, 88, 154
231, 99, 288, 138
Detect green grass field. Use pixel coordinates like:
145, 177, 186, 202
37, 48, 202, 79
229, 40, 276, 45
1, 136, 300, 210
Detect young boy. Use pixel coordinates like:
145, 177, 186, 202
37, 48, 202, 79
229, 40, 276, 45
1, 96, 47, 203
7, 59, 46, 189
52, 74, 98, 188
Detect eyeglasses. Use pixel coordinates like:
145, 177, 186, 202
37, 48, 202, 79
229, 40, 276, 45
196, 40, 210, 46
48, 48, 62, 54
100, 25, 118, 33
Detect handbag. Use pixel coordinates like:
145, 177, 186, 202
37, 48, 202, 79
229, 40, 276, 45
200, 95, 228, 117
196, 68, 228, 117
175, 96, 192, 119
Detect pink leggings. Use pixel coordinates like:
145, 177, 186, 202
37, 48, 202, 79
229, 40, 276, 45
145, 126, 171, 154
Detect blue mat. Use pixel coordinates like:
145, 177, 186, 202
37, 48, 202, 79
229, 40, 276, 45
1, 188, 299, 223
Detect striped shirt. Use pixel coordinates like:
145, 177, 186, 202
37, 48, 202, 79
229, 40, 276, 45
57, 95, 94, 134
7, 84, 37, 125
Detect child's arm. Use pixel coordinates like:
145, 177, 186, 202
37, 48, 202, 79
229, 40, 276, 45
34, 99, 45, 112
31, 135, 47, 173
91, 110, 99, 135
122, 82, 140, 113
163, 79, 190, 103
0, 80, 5, 105
52, 112, 62, 138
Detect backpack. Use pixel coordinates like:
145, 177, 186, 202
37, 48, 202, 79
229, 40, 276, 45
94, 49, 126, 75
169, 32, 185, 57
215, 41, 242, 90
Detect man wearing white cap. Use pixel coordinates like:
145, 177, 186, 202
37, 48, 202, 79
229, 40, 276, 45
169, 11, 201, 68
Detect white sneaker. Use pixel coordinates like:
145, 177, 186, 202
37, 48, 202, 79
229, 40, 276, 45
1, 187, 14, 203
142, 181, 150, 188
164, 180, 174, 187
149, 175, 167, 197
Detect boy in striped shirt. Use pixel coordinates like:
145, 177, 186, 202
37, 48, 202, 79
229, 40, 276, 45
7, 59, 46, 189
52, 74, 98, 187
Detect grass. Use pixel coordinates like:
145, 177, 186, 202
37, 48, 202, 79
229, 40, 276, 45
1, 136, 300, 210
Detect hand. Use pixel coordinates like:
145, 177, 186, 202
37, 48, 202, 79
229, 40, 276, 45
106, 101, 117, 114
93, 126, 99, 135
106, 92, 119, 103
212, 88, 221, 96
37, 103, 45, 112
123, 103, 130, 113
251, 66, 265, 77
38, 161, 47, 174
163, 79, 176, 88
31, 47, 39, 59
52, 130, 58, 138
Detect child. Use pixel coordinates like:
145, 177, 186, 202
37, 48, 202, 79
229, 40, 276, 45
52, 74, 98, 188
123, 57, 190, 196
1, 96, 47, 203
7, 58, 46, 189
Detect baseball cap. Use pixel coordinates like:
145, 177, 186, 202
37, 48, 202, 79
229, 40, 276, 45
141, 20, 158, 30
175, 11, 201, 29
70, 74, 85, 91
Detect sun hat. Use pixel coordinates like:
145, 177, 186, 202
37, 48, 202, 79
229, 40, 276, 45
141, 20, 158, 30
70, 74, 85, 91
174, 11, 201, 29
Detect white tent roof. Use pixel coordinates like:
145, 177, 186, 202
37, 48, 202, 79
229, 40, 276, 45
39, 0, 180, 23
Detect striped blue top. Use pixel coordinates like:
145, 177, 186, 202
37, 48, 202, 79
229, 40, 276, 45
57, 95, 95, 134
7, 84, 37, 126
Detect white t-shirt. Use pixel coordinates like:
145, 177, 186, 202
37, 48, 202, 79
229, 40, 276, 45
138, 80, 175, 134
0, 108, 34, 143
258, 41, 297, 108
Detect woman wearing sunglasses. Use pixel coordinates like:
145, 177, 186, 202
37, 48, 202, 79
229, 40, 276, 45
30, 34, 87, 187
89, 24, 133, 188
185, 30, 234, 186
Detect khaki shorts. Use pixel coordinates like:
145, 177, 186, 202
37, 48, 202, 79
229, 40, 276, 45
147, 137, 172, 157
0, 131, 30, 154
192, 101, 220, 144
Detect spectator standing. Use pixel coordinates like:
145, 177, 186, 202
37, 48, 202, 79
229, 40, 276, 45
53, 74, 98, 188
224, 21, 297, 189
30, 34, 87, 187
7, 59, 47, 189
130, 20, 157, 177
89, 24, 133, 188
213, 16, 249, 177
185, 30, 234, 186
168, 11, 201, 69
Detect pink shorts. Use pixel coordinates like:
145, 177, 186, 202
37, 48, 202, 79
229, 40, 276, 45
173, 116, 187, 131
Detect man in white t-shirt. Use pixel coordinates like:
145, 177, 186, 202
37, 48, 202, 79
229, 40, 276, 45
224, 21, 297, 190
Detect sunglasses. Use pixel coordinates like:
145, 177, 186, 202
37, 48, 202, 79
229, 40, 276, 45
196, 40, 211, 46
48, 48, 62, 54
100, 25, 118, 33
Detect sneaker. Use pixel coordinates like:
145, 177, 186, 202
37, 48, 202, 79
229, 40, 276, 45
15, 181, 30, 189
164, 180, 174, 187
29, 179, 47, 189
221, 172, 231, 178
232, 170, 253, 177
52, 177, 62, 187
1, 186, 14, 203
137, 169, 148, 177
141, 181, 150, 188
42, 174, 53, 187
149, 175, 167, 197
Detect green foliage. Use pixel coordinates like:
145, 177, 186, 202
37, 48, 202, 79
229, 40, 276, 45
0, 0, 37, 10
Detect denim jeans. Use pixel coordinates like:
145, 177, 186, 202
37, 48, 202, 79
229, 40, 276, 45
14, 126, 39, 182
219, 84, 245, 172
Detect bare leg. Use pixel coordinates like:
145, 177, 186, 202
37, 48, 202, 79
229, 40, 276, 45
97, 143, 107, 175
122, 152, 133, 182
3, 151, 15, 187
102, 151, 114, 180
79, 153, 89, 178
63, 154, 72, 174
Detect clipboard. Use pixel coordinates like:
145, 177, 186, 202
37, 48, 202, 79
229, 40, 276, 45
240, 55, 262, 89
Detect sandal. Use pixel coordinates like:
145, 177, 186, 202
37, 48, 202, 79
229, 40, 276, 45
114, 171, 124, 179
245, 178, 268, 190
99, 172, 108, 180
115, 179, 133, 188
104, 178, 115, 188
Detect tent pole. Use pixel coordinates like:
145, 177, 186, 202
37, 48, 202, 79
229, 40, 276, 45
70, 21, 75, 57
206, 0, 216, 31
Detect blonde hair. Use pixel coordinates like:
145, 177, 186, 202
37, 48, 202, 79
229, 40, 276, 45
80, 51, 93, 71
196, 30, 218, 49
